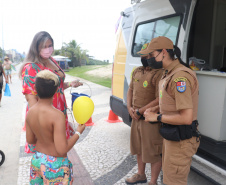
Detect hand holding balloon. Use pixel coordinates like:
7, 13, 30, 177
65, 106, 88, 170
73, 96, 94, 124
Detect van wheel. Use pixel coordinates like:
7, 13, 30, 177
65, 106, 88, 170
0, 150, 5, 166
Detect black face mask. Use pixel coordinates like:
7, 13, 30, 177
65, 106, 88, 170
147, 52, 163, 69
141, 58, 148, 67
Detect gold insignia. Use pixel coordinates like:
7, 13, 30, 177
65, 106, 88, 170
142, 43, 149, 50
143, 81, 148, 87
174, 77, 187, 82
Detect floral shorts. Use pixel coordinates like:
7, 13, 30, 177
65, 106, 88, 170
30, 152, 73, 185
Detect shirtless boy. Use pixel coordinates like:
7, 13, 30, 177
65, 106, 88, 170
3, 56, 12, 83
26, 70, 85, 184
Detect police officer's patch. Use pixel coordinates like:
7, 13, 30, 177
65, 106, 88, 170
142, 43, 149, 50
160, 90, 162, 98
176, 81, 186, 93
143, 81, 148, 88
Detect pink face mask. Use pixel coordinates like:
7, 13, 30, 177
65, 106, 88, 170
40, 47, 53, 59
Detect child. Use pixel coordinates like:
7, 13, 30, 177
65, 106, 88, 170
26, 70, 85, 184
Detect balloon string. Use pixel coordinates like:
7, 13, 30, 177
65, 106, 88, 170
67, 108, 77, 128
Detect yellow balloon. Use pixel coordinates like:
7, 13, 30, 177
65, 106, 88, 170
73, 96, 94, 124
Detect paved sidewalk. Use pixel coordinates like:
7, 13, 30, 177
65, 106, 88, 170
0, 64, 214, 185
0, 65, 24, 184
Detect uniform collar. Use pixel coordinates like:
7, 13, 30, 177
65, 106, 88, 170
164, 59, 180, 75
138, 66, 152, 71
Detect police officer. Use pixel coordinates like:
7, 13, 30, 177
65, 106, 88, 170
143, 36, 200, 185
126, 43, 163, 185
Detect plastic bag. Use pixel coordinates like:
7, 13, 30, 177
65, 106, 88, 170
189, 57, 206, 71
4, 83, 11, 97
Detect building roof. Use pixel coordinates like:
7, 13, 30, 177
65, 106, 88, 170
52, 55, 71, 62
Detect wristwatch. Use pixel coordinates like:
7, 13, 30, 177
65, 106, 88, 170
136, 109, 141, 116
157, 114, 162, 122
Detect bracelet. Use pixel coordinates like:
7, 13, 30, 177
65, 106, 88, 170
68, 82, 71, 87
75, 131, 81, 137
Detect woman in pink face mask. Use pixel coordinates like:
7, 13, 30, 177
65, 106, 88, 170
19, 31, 82, 153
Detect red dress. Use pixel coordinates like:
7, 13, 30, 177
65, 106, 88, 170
22, 58, 70, 153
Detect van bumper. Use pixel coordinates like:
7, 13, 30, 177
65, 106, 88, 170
110, 95, 131, 126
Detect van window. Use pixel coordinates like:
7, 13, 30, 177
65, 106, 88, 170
132, 16, 181, 56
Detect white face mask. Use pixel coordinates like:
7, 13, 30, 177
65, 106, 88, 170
40, 47, 53, 59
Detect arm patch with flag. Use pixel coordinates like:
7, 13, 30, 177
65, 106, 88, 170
174, 77, 187, 93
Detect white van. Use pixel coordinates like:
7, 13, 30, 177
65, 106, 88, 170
110, 0, 226, 183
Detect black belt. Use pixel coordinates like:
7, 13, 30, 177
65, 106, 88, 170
160, 120, 201, 141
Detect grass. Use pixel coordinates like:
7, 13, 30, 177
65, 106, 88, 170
65, 65, 112, 88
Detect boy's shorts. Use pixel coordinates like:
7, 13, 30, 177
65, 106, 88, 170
30, 151, 73, 184
5, 69, 11, 75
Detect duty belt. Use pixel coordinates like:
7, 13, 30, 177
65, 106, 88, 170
160, 120, 201, 142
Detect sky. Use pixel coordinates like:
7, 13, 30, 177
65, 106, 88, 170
0, 0, 131, 62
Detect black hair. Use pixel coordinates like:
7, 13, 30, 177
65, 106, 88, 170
156, 46, 190, 68
167, 45, 190, 68
35, 77, 58, 99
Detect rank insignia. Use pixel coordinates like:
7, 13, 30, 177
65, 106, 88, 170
143, 81, 148, 87
176, 81, 186, 93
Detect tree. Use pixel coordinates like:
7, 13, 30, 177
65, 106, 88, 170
63, 40, 81, 67
53, 49, 61, 55
75, 47, 89, 66
62, 40, 90, 67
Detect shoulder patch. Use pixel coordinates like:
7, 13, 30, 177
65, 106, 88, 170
174, 77, 187, 82
176, 81, 186, 93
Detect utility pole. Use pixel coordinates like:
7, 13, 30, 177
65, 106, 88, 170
1, 12, 4, 61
